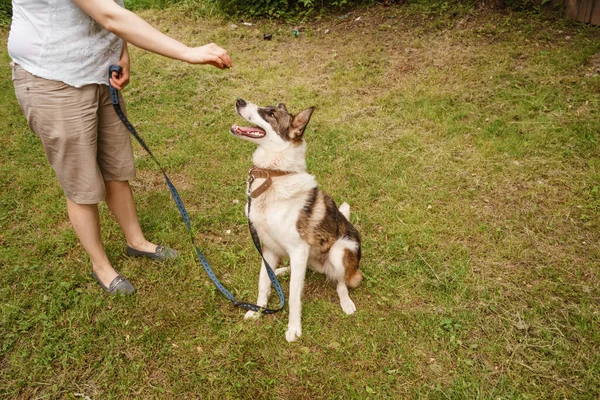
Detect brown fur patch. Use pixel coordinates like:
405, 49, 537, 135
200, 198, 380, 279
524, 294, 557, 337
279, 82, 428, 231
297, 188, 362, 284
258, 106, 293, 142
297, 188, 336, 252
257, 105, 314, 144
343, 248, 363, 288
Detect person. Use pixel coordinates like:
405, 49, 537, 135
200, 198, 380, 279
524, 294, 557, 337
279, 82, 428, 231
8, 0, 232, 294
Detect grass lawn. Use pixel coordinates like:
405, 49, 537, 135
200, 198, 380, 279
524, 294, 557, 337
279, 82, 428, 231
1, 3, 600, 398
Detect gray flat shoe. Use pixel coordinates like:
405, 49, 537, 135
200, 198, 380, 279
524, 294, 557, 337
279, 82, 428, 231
92, 272, 136, 294
126, 245, 177, 261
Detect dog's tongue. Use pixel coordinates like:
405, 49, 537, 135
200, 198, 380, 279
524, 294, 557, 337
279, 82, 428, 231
233, 124, 261, 133
242, 126, 256, 133
231, 124, 266, 137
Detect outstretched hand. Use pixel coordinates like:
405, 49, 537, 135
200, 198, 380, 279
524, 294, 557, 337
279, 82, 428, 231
183, 43, 232, 69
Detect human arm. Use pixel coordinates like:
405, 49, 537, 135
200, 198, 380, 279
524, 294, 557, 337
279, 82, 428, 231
72, 0, 232, 69
110, 40, 130, 90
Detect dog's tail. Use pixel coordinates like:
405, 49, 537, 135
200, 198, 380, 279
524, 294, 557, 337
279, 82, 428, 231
339, 202, 350, 220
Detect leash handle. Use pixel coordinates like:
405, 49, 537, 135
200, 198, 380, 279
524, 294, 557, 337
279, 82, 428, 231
107, 65, 284, 314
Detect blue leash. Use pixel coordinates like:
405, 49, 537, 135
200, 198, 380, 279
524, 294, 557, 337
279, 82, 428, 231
108, 65, 285, 314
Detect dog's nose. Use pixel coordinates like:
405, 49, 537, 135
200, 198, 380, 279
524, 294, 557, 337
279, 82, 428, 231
236, 98, 246, 108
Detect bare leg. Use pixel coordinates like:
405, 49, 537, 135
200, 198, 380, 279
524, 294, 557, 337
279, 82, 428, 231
66, 198, 118, 286
104, 180, 157, 253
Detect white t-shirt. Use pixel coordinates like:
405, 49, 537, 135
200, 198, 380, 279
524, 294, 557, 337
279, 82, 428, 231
8, 0, 124, 88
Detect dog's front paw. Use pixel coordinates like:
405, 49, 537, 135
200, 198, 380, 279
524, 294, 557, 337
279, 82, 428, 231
285, 325, 302, 342
244, 310, 260, 320
340, 298, 356, 315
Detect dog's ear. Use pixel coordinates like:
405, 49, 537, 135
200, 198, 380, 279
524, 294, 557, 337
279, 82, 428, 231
277, 103, 288, 112
290, 107, 315, 139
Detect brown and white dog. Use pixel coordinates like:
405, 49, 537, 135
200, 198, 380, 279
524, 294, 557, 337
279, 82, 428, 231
230, 98, 362, 342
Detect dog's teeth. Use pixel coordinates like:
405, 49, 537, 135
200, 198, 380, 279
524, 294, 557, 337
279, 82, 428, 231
231, 124, 265, 138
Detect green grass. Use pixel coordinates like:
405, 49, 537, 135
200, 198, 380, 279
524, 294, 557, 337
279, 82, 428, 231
2, 4, 600, 399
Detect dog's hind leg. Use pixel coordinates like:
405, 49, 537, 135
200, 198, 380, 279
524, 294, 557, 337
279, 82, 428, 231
286, 244, 310, 342
336, 280, 355, 315
308, 257, 325, 274
326, 239, 359, 315
325, 258, 356, 315
244, 248, 280, 320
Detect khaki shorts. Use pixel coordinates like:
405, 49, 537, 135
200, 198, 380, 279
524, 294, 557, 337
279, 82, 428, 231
11, 63, 136, 204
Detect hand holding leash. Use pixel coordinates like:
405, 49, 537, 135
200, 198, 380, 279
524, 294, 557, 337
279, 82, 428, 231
109, 64, 130, 90
108, 65, 123, 105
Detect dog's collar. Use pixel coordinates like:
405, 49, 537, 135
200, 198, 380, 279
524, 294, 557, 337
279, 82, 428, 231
248, 166, 294, 199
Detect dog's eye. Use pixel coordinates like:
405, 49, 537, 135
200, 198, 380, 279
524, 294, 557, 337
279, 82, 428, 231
269, 111, 276, 118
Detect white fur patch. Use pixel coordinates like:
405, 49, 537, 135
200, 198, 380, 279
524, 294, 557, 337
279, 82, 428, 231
339, 202, 350, 219
325, 238, 359, 282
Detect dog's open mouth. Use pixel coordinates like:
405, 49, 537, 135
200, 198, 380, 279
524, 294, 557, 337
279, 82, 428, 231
230, 124, 266, 139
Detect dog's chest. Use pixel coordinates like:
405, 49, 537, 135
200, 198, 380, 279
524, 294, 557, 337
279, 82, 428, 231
247, 191, 307, 255
250, 200, 298, 251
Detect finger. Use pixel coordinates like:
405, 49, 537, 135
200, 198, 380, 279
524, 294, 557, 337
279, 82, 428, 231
218, 51, 232, 68
220, 57, 231, 69
110, 75, 129, 90
210, 57, 225, 69
110, 80, 123, 90
117, 75, 129, 85
110, 77, 122, 88
112, 69, 129, 80
217, 59, 227, 69
209, 45, 231, 68
113, 73, 129, 86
